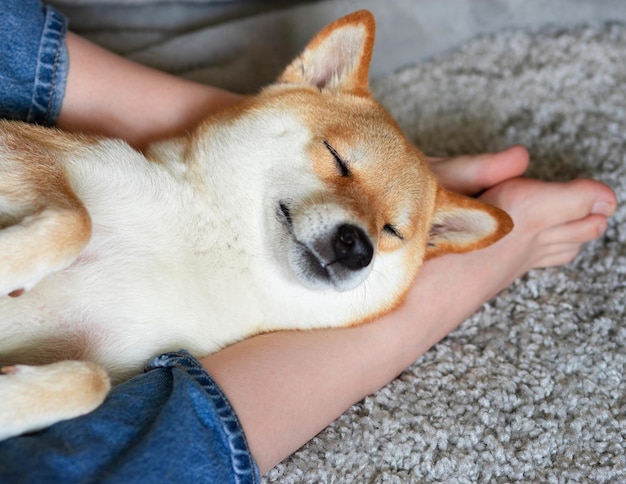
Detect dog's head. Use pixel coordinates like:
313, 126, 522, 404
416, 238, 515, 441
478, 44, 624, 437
244, 10, 512, 299
191, 10, 512, 325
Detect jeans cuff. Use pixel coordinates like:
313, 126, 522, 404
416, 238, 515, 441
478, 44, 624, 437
148, 350, 261, 484
27, 5, 68, 126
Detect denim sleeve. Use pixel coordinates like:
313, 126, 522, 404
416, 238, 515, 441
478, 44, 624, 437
0, 0, 68, 125
0, 351, 260, 484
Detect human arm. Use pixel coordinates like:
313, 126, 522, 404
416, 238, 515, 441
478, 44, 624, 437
57, 32, 241, 150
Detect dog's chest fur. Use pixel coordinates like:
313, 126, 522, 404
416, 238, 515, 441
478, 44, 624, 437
0, 135, 263, 377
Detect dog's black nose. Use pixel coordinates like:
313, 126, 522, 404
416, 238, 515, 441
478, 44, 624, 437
333, 224, 374, 270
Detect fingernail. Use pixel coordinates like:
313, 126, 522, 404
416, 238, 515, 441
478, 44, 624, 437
592, 201, 614, 216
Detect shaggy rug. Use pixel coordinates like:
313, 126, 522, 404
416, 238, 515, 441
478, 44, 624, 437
264, 23, 626, 483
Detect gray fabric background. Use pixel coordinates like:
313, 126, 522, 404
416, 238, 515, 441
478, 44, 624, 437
51, 1, 626, 481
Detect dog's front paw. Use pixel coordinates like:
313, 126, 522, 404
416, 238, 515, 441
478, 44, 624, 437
0, 208, 92, 297
0, 361, 111, 441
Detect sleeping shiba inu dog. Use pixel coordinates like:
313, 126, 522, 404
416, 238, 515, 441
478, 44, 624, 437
0, 10, 512, 440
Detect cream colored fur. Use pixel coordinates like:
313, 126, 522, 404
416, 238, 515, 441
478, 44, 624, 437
0, 10, 512, 440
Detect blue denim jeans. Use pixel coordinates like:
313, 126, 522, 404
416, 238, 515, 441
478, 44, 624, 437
0, 0, 68, 125
0, 351, 260, 483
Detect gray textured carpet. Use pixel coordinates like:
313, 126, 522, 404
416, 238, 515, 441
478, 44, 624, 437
265, 24, 626, 483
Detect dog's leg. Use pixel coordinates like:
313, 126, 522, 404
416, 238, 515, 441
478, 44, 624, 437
0, 125, 92, 296
0, 204, 92, 296
0, 361, 111, 441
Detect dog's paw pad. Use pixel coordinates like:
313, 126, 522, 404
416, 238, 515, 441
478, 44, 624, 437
8, 288, 25, 298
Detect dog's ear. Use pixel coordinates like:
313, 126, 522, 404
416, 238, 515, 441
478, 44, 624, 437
425, 188, 514, 259
277, 10, 375, 96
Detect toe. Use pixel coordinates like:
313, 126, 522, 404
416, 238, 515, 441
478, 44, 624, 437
539, 214, 608, 246
429, 145, 529, 195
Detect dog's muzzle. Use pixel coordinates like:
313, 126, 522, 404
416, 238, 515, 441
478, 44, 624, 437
278, 202, 375, 291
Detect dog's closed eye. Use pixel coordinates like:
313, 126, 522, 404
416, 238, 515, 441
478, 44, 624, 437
383, 224, 404, 240
323, 141, 350, 177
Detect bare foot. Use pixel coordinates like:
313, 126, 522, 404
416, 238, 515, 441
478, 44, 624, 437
427, 144, 616, 279
400, 174, 617, 338
480, 177, 616, 276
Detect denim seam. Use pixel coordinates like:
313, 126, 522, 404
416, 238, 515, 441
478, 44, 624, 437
27, 6, 67, 125
148, 351, 261, 484
45, 16, 65, 125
